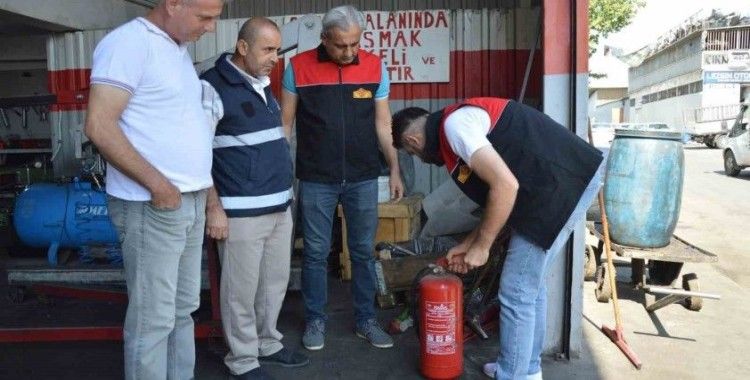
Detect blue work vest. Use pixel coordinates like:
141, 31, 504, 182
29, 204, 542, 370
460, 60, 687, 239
201, 54, 293, 217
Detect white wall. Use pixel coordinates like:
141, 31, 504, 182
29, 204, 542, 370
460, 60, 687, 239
588, 91, 598, 121
629, 34, 702, 93
594, 98, 626, 123
630, 70, 702, 99
630, 93, 702, 128
702, 83, 741, 107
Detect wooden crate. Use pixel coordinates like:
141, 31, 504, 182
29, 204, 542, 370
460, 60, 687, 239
338, 195, 423, 280
373, 251, 443, 308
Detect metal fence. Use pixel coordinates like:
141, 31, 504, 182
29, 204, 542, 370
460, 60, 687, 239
705, 26, 750, 51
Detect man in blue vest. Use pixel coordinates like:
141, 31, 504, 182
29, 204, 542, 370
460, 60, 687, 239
280, 5, 404, 351
201, 18, 308, 380
391, 98, 605, 380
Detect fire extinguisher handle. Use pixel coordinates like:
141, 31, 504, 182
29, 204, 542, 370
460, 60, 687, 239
435, 257, 449, 269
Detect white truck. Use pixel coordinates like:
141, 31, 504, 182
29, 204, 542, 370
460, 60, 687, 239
683, 103, 742, 148
723, 102, 750, 176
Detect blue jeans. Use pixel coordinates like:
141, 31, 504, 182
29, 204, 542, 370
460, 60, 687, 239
300, 179, 378, 326
494, 161, 605, 380
108, 190, 207, 380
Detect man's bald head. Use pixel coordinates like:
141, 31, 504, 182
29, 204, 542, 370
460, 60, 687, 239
232, 17, 281, 78
151, 0, 223, 43
238, 17, 280, 48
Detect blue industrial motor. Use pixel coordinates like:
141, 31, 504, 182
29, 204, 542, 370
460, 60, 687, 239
13, 178, 120, 266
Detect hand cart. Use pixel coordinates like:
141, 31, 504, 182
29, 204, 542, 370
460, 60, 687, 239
585, 221, 721, 312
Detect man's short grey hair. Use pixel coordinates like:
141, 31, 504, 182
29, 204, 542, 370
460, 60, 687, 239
321, 5, 365, 37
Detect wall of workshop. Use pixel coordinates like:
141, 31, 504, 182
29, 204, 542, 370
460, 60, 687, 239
222, 0, 538, 17
0, 35, 50, 141
221, 1, 543, 195
47, 6, 543, 190
0, 70, 50, 141
45, 2, 590, 358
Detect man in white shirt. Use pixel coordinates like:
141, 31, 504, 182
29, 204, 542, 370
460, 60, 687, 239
200, 18, 308, 380
84, 1, 223, 379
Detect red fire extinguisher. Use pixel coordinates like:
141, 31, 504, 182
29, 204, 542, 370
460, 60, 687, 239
418, 263, 463, 380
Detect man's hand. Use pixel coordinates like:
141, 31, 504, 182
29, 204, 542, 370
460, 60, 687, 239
149, 179, 182, 210
446, 249, 468, 274
463, 244, 491, 270
205, 205, 229, 240
444, 229, 477, 274
389, 173, 404, 201
445, 243, 491, 274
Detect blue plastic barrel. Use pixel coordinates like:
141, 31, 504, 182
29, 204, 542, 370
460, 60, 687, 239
603, 129, 684, 248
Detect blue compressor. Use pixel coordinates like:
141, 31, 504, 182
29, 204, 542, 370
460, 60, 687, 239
13, 178, 120, 266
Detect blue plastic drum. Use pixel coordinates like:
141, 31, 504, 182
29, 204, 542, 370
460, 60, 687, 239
603, 129, 684, 248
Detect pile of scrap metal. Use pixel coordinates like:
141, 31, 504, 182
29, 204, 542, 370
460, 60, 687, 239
373, 180, 509, 341
376, 231, 508, 341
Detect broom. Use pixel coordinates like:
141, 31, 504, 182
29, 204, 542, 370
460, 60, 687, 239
588, 121, 642, 369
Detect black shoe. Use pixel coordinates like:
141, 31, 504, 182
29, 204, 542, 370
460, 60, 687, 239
258, 347, 310, 368
235, 367, 275, 380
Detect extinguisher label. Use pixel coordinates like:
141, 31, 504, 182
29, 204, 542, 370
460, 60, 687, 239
424, 301, 456, 355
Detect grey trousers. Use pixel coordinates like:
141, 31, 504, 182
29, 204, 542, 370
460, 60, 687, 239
108, 190, 207, 380
217, 208, 292, 375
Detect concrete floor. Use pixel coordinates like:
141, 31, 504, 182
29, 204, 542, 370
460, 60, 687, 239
564, 145, 750, 380
673, 146, 750, 288
0, 262, 500, 380
1, 145, 749, 379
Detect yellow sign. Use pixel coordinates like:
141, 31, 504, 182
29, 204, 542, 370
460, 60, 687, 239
457, 165, 472, 183
352, 88, 373, 99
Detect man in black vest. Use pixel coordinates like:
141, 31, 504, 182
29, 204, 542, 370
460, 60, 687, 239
392, 98, 605, 380
280, 5, 403, 351
201, 18, 308, 380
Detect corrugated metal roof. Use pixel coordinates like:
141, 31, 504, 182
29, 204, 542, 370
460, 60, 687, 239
222, 0, 538, 18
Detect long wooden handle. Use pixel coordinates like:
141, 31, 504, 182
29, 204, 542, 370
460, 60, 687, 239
587, 119, 623, 328
598, 190, 623, 328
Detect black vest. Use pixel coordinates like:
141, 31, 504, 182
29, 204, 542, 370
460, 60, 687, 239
201, 54, 293, 217
290, 45, 382, 183
426, 99, 603, 249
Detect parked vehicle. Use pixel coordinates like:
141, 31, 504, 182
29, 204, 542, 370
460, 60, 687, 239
628, 122, 669, 130
590, 122, 681, 151
723, 102, 750, 177
683, 104, 739, 149
590, 123, 616, 150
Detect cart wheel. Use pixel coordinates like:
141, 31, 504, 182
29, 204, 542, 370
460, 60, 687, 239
595, 264, 612, 303
584, 245, 597, 281
682, 273, 702, 311
649, 261, 683, 286
8, 286, 26, 304
631, 259, 646, 287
